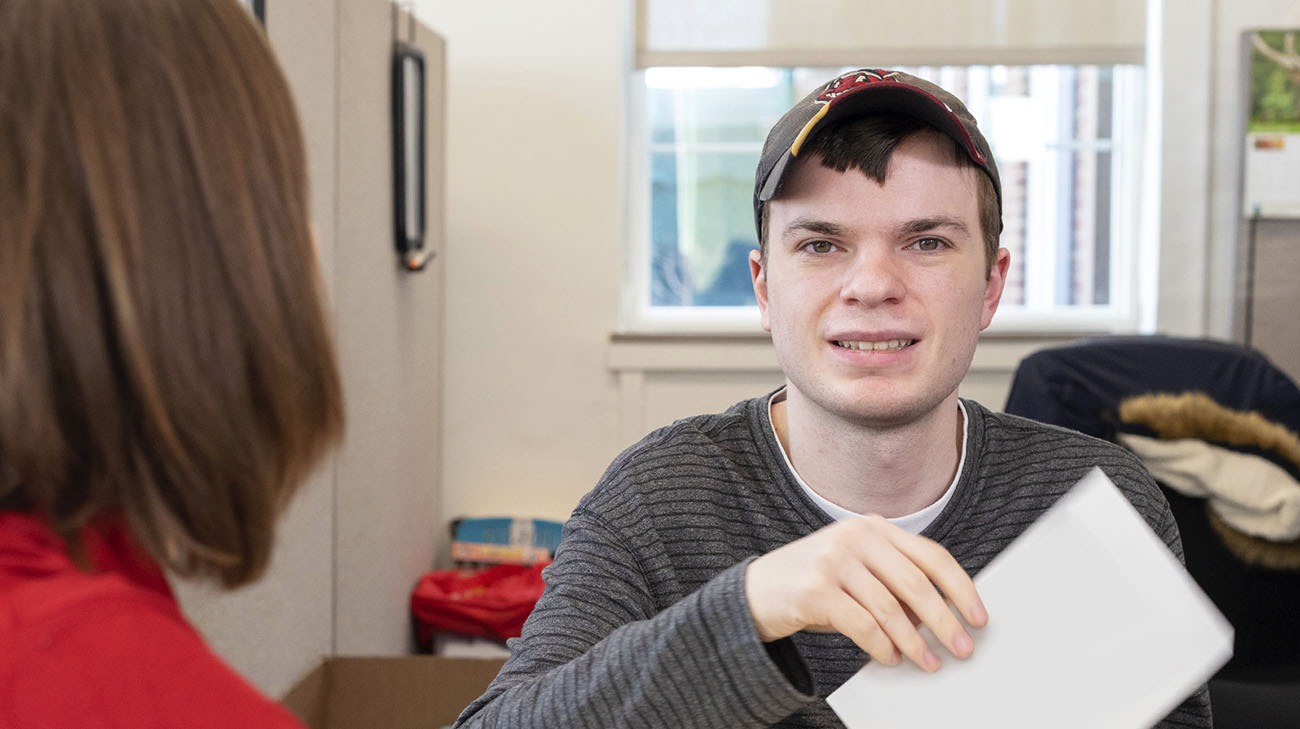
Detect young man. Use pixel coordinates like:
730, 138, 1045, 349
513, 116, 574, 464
453, 70, 1211, 728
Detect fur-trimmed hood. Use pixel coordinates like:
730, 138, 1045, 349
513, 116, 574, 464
1119, 392, 1300, 569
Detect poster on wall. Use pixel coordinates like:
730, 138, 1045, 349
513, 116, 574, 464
1241, 29, 1300, 219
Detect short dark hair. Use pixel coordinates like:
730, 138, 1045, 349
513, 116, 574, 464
758, 113, 1002, 275
0, 0, 343, 587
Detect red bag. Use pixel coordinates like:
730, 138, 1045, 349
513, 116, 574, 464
410, 563, 548, 644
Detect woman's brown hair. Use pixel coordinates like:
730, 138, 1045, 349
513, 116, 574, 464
0, 0, 344, 587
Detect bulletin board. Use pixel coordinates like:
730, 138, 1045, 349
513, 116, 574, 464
1241, 29, 1300, 219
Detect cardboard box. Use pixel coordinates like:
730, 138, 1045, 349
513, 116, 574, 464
282, 656, 506, 729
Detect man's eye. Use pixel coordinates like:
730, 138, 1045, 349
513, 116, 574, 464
806, 240, 834, 254
914, 238, 945, 251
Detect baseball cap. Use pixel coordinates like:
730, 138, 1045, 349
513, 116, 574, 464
753, 68, 1001, 238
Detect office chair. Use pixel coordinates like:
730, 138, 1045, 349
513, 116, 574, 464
1004, 336, 1300, 729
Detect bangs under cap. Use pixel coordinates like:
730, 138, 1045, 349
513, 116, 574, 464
752, 68, 1002, 238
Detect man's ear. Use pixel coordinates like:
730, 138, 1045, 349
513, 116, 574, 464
750, 249, 771, 332
980, 247, 1011, 330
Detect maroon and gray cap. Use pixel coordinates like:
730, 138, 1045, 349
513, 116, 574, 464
753, 68, 1001, 237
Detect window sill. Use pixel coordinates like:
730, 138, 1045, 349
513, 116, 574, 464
608, 331, 777, 372
607, 331, 1098, 373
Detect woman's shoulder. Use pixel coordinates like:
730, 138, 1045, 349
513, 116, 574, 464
0, 574, 304, 729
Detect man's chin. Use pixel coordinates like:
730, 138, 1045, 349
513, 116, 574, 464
793, 380, 957, 430
837, 403, 933, 430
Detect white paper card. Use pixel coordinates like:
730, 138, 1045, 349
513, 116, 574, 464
1243, 132, 1300, 218
827, 468, 1233, 729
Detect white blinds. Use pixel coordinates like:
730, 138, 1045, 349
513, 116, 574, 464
637, 0, 1146, 68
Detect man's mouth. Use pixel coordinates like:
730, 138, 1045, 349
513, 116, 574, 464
833, 339, 916, 351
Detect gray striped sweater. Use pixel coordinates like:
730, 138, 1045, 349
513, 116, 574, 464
454, 395, 1213, 728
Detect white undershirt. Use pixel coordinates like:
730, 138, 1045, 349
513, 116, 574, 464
767, 391, 968, 534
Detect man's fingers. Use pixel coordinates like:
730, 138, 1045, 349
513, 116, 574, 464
890, 532, 989, 629
817, 591, 901, 667
844, 543, 966, 665
746, 517, 988, 672
842, 522, 982, 661
838, 561, 943, 671
902, 603, 920, 626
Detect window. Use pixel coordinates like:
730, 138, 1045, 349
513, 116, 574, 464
625, 64, 1147, 332
624, 0, 1151, 333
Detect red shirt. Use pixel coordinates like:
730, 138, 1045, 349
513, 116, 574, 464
0, 512, 306, 729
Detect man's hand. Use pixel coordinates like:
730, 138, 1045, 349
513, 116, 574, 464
744, 516, 988, 672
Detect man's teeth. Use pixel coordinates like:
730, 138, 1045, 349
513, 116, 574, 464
834, 339, 914, 351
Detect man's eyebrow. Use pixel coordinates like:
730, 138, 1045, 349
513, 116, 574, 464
781, 218, 846, 238
897, 216, 970, 236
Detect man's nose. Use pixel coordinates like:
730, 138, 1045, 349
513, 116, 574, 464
839, 246, 905, 306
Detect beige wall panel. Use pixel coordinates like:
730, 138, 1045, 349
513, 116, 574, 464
957, 370, 1017, 413
640, 371, 787, 438
331, 2, 445, 654
1156, 0, 1215, 336
176, 0, 340, 698
276, 0, 341, 298
1250, 223, 1300, 384
415, 0, 626, 525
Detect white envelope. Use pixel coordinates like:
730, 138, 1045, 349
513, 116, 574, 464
827, 468, 1233, 729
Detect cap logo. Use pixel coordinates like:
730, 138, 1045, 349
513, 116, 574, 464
791, 69, 900, 157
816, 69, 901, 106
